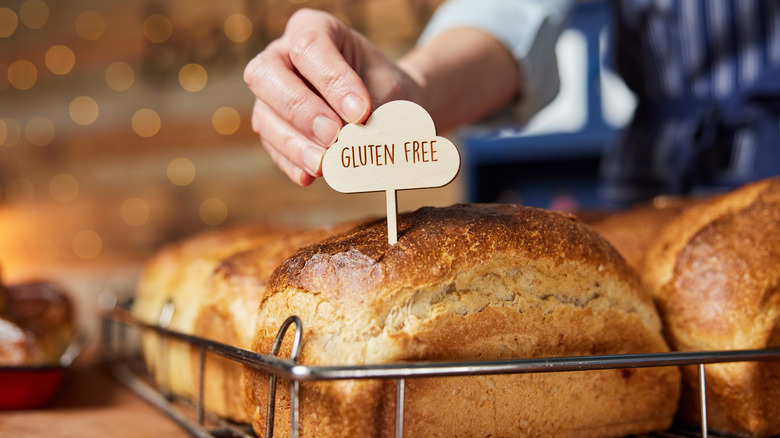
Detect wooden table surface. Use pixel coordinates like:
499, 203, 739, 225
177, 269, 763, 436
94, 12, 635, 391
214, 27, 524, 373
0, 365, 194, 438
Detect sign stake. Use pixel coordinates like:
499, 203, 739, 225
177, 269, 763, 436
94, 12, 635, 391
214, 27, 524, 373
386, 189, 398, 244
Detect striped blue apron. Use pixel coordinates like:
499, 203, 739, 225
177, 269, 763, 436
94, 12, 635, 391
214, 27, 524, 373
599, 0, 780, 208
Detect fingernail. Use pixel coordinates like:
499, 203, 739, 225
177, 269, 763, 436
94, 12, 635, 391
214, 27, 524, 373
302, 146, 324, 175
342, 94, 368, 123
312, 116, 340, 146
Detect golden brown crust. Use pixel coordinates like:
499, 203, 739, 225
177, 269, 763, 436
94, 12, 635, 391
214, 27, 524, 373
133, 223, 285, 327
133, 223, 290, 400
588, 196, 691, 272
245, 204, 679, 437
267, 204, 657, 327
192, 221, 359, 421
642, 176, 780, 436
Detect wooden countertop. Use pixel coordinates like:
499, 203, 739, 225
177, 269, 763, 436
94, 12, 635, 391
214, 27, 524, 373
0, 365, 194, 438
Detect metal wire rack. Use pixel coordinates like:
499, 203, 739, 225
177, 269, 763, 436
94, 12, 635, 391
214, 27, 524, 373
99, 299, 780, 438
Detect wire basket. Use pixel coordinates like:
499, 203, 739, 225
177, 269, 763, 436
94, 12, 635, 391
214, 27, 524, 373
99, 298, 780, 438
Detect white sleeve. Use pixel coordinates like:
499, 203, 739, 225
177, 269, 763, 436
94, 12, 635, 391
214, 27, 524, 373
418, 0, 574, 123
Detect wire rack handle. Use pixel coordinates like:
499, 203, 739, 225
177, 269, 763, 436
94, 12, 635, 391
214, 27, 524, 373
265, 316, 304, 438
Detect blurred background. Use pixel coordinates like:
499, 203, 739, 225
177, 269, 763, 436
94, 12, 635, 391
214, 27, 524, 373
0, 0, 633, 336
0, 0, 449, 334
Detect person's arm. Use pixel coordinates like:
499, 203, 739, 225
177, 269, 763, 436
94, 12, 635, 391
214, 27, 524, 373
244, 1, 571, 186
415, 0, 573, 123
398, 28, 520, 134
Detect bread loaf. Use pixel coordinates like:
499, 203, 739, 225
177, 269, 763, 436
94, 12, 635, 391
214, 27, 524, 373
191, 222, 358, 421
588, 196, 691, 272
642, 176, 780, 437
133, 224, 286, 399
0, 317, 41, 365
133, 221, 359, 419
0, 281, 75, 366
242, 204, 680, 438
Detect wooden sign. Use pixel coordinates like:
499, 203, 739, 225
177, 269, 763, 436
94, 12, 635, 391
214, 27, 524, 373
322, 100, 461, 244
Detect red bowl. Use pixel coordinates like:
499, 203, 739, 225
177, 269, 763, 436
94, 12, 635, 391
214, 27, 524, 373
0, 365, 66, 410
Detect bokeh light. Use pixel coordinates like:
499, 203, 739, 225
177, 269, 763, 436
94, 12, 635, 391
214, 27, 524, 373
212, 106, 240, 135
143, 14, 172, 43
1, 118, 21, 147
72, 230, 102, 259
8, 60, 37, 90
120, 197, 150, 226
75, 10, 105, 41
49, 173, 79, 203
105, 61, 134, 91
178, 63, 207, 92
19, 0, 49, 30
25, 116, 55, 146
199, 197, 228, 226
167, 157, 196, 186
69, 96, 99, 125
0, 7, 19, 38
224, 14, 252, 43
131, 108, 161, 137
45, 45, 76, 75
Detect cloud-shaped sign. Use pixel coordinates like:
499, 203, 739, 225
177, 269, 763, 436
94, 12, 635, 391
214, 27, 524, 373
322, 100, 460, 193
321, 100, 461, 244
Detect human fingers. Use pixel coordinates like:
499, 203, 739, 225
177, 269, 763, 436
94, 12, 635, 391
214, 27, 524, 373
251, 98, 325, 185
285, 10, 371, 124
244, 44, 343, 149
265, 143, 317, 187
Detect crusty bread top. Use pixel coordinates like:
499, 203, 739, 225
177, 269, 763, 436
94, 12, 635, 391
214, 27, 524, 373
643, 177, 780, 350
196, 221, 361, 348
214, 225, 356, 294
589, 196, 691, 272
133, 223, 288, 328
265, 204, 659, 335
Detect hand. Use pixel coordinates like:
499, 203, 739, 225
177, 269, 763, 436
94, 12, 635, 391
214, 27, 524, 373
244, 8, 423, 186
